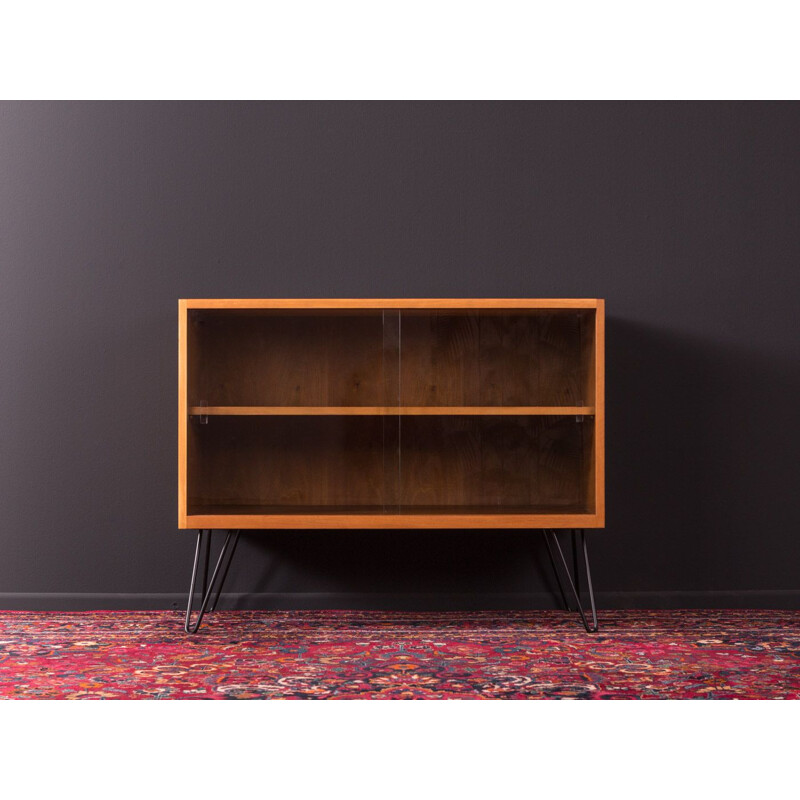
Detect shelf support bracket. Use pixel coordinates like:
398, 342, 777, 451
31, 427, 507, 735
542, 529, 598, 633
185, 529, 241, 634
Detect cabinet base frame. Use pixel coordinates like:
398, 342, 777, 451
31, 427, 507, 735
543, 529, 599, 633
185, 529, 241, 634
182, 528, 599, 634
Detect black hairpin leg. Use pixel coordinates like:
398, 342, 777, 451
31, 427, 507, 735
208, 531, 240, 613
185, 529, 241, 634
543, 532, 571, 612
542, 529, 598, 633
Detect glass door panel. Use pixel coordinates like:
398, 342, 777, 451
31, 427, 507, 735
188, 308, 398, 408
396, 308, 596, 514
397, 414, 594, 514
398, 308, 595, 407
186, 308, 400, 514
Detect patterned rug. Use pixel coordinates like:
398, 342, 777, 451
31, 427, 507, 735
0, 610, 797, 699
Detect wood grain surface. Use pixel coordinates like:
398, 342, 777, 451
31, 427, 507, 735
178, 300, 604, 529
188, 406, 596, 416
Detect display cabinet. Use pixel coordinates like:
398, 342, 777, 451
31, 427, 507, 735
179, 299, 604, 632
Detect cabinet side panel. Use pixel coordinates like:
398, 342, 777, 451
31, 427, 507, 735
178, 301, 188, 527
580, 310, 596, 406
594, 300, 605, 524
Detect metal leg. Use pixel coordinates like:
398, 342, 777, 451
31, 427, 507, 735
543, 530, 572, 611
209, 531, 241, 613
201, 531, 211, 598
543, 529, 599, 633
580, 530, 598, 631
185, 530, 208, 628
571, 529, 581, 598
185, 530, 241, 634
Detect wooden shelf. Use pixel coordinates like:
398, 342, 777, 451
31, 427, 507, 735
186, 503, 599, 529
189, 405, 596, 416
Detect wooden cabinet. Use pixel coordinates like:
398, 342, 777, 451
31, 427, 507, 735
178, 299, 604, 530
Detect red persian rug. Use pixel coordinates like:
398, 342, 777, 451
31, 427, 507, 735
0, 610, 797, 699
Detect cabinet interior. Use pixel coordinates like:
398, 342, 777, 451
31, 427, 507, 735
186, 307, 598, 517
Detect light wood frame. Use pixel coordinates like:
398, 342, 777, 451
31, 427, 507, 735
178, 299, 604, 530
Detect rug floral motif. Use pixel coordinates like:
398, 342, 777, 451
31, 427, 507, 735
0, 610, 797, 699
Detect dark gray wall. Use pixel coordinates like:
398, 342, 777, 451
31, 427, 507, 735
1, 101, 799, 610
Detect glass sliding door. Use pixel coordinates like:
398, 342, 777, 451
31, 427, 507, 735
396, 308, 597, 514
186, 308, 401, 515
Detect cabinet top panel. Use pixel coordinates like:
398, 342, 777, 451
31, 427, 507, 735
181, 298, 602, 310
